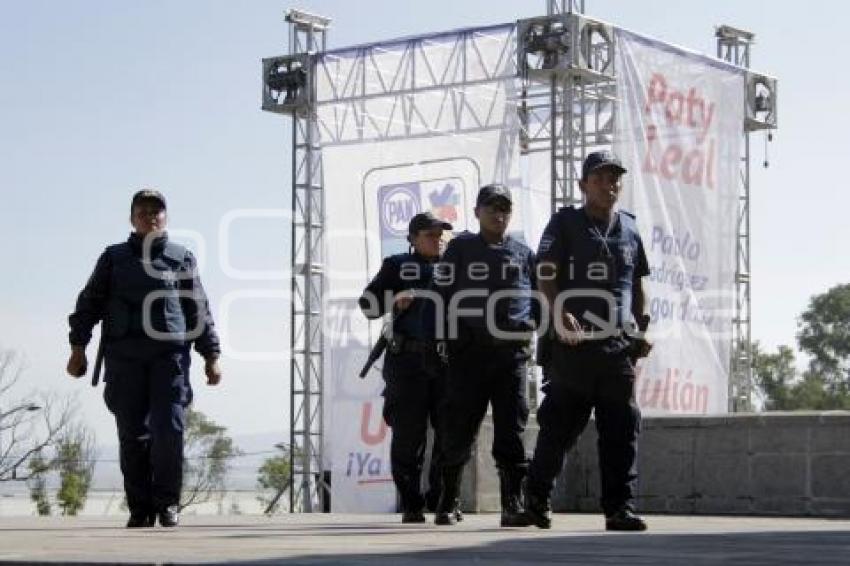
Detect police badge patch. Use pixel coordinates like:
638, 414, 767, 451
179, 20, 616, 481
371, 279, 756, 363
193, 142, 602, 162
621, 244, 635, 266
539, 235, 554, 253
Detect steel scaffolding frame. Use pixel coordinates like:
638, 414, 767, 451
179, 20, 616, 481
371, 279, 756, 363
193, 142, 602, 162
716, 25, 777, 412
263, 5, 777, 512
518, 3, 616, 212
262, 8, 330, 512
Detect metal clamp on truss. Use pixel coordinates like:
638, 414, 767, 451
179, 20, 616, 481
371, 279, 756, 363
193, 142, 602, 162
518, 13, 614, 81
262, 54, 312, 115
745, 72, 777, 131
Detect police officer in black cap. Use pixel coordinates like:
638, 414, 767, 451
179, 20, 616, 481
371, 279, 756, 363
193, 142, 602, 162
432, 184, 537, 527
67, 189, 222, 528
523, 151, 652, 531
359, 211, 453, 523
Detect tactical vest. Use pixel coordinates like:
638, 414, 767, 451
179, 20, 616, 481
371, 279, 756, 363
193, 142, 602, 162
555, 206, 641, 330
387, 252, 435, 340
105, 240, 188, 343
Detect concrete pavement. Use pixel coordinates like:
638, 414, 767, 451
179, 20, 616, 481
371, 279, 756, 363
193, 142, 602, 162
1, 513, 849, 564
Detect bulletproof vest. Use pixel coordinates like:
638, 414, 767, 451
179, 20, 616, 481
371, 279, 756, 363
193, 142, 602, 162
387, 253, 435, 340
555, 207, 641, 330
105, 240, 188, 343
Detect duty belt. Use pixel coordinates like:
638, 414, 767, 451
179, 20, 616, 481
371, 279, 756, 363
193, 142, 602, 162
391, 335, 437, 354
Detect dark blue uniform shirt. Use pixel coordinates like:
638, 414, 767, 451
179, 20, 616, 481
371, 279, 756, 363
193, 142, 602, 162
358, 252, 438, 340
434, 232, 537, 340
537, 206, 649, 350
69, 232, 221, 359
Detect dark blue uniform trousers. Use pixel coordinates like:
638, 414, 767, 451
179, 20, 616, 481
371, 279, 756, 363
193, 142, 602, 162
104, 346, 192, 514
441, 343, 530, 472
382, 349, 447, 512
527, 344, 640, 516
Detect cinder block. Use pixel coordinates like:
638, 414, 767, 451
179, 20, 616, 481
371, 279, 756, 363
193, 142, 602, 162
811, 425, 850, 454
637, 495, 670, 513
693, 454, 750, 497
752, 496, 809, 515
576, 496, 601, 513
637, 454, 692, 498
695, 427, 749, 455
640, 427, 694, 456
809, 498, 850, 517
811, 454, 850, 498
667, 496, 698, 514
751, 454, 807, 497
750, 426, 808, 454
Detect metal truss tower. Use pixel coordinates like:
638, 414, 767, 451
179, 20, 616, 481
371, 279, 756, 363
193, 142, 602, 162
518, 2, 616, 213
262, 8, 330, 512
716, 25, 778, 411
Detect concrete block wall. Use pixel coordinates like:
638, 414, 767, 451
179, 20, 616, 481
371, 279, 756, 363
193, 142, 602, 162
463, 412, 850, 517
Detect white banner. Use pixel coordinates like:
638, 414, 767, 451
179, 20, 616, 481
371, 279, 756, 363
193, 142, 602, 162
615, 30, 743, 415
316, 24, 542, 511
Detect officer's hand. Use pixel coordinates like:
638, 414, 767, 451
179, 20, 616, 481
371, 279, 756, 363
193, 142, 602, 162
436, 341, 449, 365
556, 311, 583, 346
205, 357, 222, 386
394, 290, 415, 311
634, 337, 653, 359
66, 348, 87, 378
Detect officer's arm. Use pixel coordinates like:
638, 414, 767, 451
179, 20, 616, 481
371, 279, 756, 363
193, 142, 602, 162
432, 239, 460, 341
632, 277, 648, 323
536, 216, 564, 318
527, 250, 542, 329
68, 250, 112, 349
358, 258, 399, 320
631, 235, 651, 328
181, 251, 221, 360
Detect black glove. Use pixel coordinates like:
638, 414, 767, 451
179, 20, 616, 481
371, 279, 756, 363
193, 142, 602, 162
627, 314, 652, 362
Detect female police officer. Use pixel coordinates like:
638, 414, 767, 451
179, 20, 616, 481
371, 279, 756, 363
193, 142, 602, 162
67, 189, 221, 528
358, 211, 453, 523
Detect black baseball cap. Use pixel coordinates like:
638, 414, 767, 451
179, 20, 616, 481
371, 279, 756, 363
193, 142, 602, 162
476, 184, 512, 207
131, 189, 167, 210
581, 151, 627, 180
408, 211, 453, 235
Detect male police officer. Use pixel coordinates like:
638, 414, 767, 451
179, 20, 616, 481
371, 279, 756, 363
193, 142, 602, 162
67, 190, 221, 528
524, 151, 651, 531
433, 185, 537, 527
359, 212, 453, 523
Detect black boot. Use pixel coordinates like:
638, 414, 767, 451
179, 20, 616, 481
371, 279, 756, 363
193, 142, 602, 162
157, 505, 180, 528
397, 474, 426, 524
434, 465, 462, 526
522, 479, 552, 529
499, 468, 532, 527
126, 510, 155, 528
401, 509, 426, 523
605, 507, 647, 531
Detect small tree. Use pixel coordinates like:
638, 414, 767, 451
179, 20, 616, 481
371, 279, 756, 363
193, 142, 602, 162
27, 448, 51, 516
55, 424, 97, 516
797, 283, 850, 395
751, 342, 798, 410
257, 444, 291, 515
180, 408, 240, 510
0, 349, 73, 482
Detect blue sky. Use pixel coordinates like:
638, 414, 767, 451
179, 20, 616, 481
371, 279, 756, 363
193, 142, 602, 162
1, 0, 846, 439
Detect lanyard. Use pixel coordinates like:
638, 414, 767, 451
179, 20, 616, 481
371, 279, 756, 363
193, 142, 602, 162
584, 209, 617, 259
